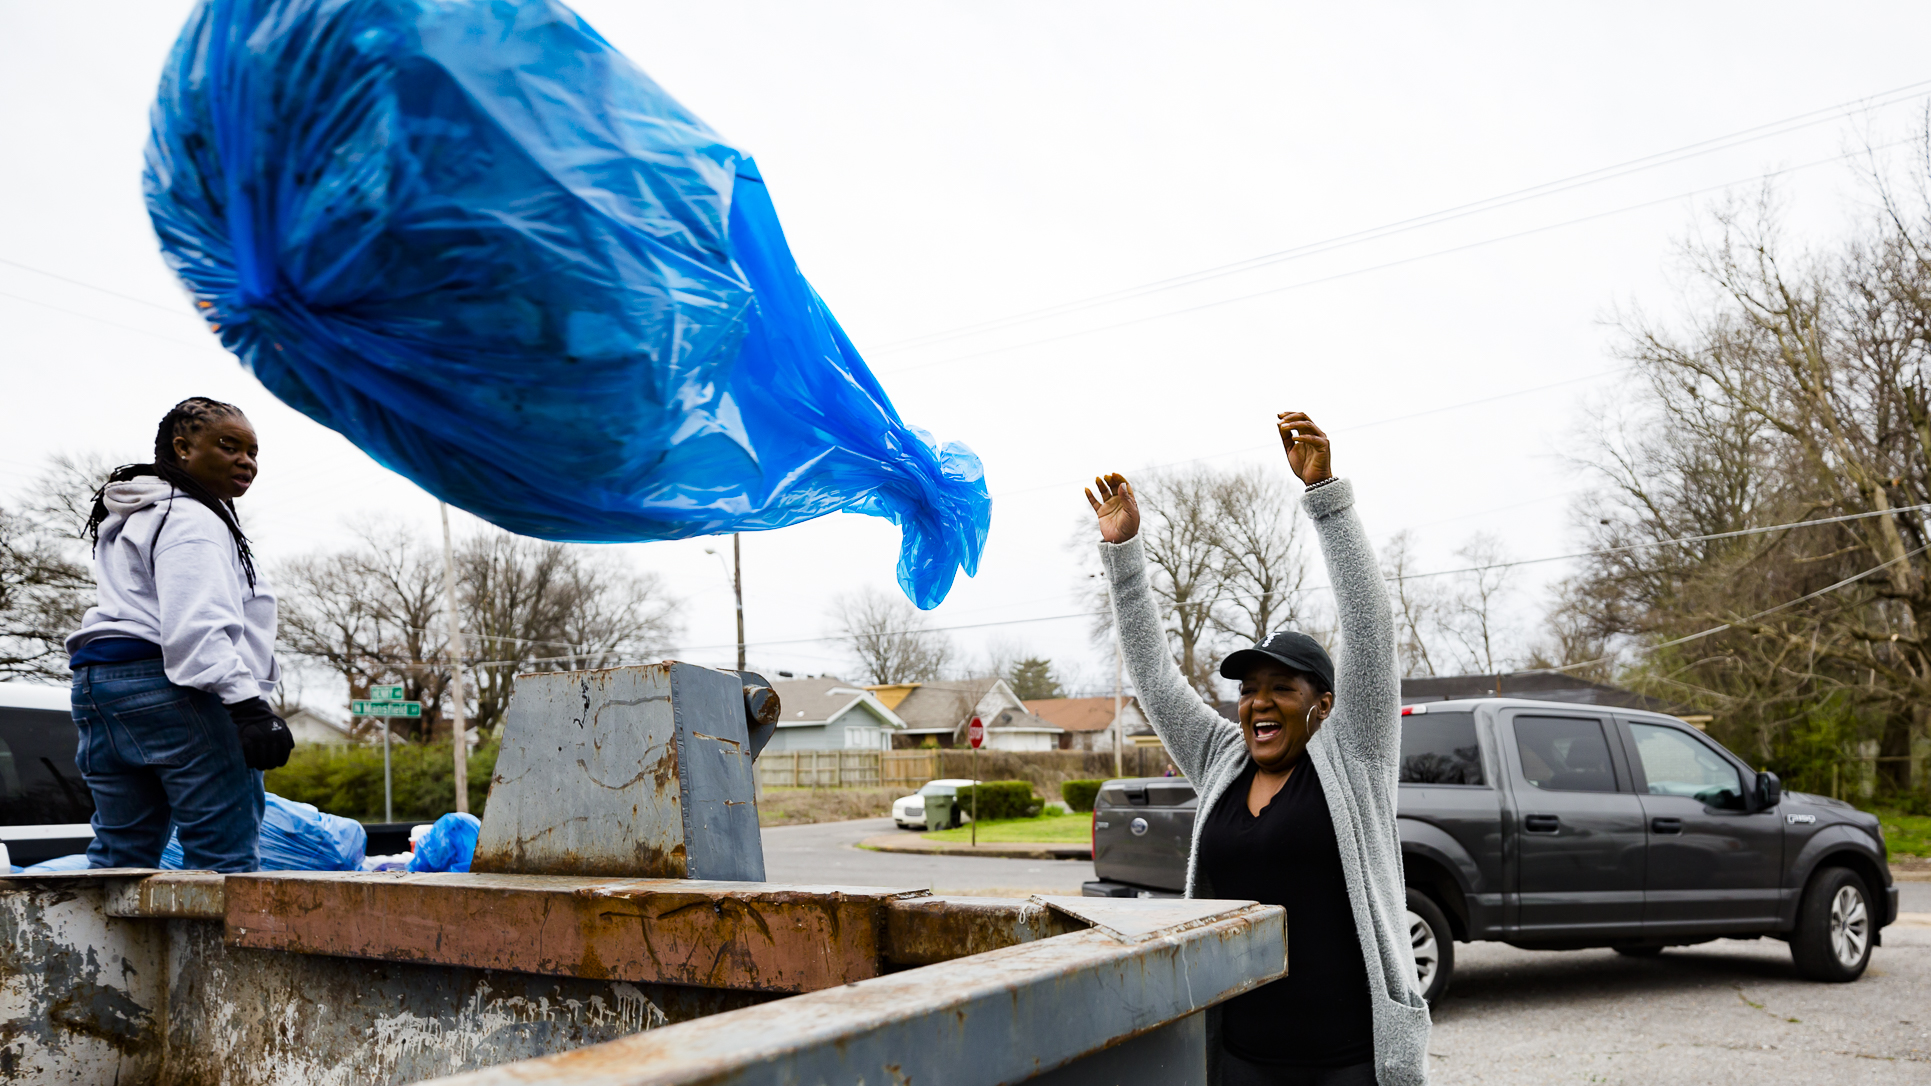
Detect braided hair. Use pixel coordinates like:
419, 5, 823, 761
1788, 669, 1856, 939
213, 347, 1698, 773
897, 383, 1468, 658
86, 397, 258, 589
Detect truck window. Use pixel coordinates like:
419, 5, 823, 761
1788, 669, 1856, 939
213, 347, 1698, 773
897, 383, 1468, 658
1399, 712, 1483, 785
0, 707, 95, 825
1628, 723, 1746, 810
1512, 716, 1616, 793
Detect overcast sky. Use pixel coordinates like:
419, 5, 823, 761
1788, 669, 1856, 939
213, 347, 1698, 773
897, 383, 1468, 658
4, 1, 1929, 702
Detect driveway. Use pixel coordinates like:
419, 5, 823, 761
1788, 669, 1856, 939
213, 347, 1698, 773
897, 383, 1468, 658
760, 817, 1095, 896
763, 823, 1930, 1080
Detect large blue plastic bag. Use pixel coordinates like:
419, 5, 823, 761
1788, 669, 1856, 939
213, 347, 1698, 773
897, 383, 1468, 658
161, 793, 366, 871
19, 854, 92, 874
407, 812, 480, 873
144, 0, 989, 607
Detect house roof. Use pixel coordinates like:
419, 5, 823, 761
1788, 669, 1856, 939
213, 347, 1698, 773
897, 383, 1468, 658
769, 678, 905, 729
873, 678, 1000, 731
1400, 672, 1696, 717
1024, 696, 1139, 732
872, 678, 1063, 734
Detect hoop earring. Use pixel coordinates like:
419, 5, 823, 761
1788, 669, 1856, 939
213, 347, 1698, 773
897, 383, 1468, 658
1305, 705, 1316, 729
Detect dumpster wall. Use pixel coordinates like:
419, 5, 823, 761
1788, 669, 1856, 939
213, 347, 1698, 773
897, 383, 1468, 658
3, 872, 1285, 1086
1, 882, 164, 1084
1, 878, 770, 1085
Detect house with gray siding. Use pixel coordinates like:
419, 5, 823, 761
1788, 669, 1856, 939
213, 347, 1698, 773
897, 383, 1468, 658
762, 678, 907, 751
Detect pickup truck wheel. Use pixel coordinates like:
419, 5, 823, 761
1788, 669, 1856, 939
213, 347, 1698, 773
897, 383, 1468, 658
1405, 888, 1454, 1004
1791, 866, 1873, 982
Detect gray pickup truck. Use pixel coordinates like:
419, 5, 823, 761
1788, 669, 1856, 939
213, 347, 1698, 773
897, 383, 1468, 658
1085, 697, 1898, 1001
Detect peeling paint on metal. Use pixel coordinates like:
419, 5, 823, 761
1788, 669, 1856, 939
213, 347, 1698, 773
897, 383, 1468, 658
163, 919, 768, 1086
882, 896, 1085, 968
225, 873, 928, 993
472, 664, 764, 882
0, 883, 162, 1084
416, 901, 1285, 1086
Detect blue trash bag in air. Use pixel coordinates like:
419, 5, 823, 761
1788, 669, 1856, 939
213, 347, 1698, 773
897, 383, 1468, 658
161, 793, 367, 871
406, 812, 480, 873
144, 0, 989, 607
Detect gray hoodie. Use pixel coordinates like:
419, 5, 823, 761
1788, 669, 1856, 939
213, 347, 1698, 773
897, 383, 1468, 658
1101, 477, 1430, 1086
66, 479, 278, 704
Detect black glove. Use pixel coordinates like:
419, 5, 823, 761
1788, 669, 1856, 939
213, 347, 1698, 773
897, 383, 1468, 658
228, 697, 295, 770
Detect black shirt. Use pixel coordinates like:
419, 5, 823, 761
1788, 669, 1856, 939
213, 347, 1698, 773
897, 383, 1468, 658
1199, 758, 1374, 1069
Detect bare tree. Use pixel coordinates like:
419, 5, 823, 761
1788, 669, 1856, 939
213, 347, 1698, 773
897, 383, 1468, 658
277, 524, 455, 741
1440, 533, 1517, 675
0, 454, 121, 680
834, 587, 953, 684
1210, 465, 1310, 645
1131, 467, 1231, 698
0, 507, 92, 680
279, 526, 680, 739
1381, 530, 1447, 678
1559, 167, 1931, 789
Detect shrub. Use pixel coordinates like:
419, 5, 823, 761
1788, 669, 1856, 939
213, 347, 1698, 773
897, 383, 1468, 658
953, 780, 1040, 821
1061, 779, 1103, 813
266, 737, 499, 823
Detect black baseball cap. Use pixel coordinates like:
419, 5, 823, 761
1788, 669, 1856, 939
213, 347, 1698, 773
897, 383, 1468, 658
1219, 630, 1334, 693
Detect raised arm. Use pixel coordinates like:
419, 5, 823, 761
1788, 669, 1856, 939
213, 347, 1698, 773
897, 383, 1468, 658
1088, 475, 1242, 780
1277, 412, 1400, 763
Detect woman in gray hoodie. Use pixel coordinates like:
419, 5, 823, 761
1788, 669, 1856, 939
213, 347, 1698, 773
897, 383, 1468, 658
1086, 413, 1429, 1086
66, 397, 293, 872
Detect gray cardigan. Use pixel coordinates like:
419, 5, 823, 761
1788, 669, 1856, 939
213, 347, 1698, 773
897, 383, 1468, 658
1100, 477, 1431, 1086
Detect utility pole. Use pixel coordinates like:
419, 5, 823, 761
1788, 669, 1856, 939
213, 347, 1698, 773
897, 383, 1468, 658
441, 503, 470, 814
733, 532, 745, 671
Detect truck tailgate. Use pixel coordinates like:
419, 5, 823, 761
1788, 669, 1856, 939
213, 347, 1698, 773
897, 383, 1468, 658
1092, 779, 1196, 893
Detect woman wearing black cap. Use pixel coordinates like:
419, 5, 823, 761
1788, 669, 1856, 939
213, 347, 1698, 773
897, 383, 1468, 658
1086, 413, 1428, 1086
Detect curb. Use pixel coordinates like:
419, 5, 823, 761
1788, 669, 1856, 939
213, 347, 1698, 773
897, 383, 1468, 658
858, 834, 1092, 861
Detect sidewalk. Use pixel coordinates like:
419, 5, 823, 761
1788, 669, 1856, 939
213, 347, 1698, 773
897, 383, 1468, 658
858, 834, 1092, 861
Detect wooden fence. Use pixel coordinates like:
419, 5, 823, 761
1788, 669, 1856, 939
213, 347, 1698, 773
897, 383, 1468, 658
755, 751, 882, 789
755, 746, 1176, 793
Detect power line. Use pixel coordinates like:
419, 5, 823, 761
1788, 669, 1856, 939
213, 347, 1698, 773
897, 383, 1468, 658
456, 503, 1930, 663
0, 256, 196, 320
991, 366, 1627, 499
1388, 504, 1931, 583
873, 79, 1931, 354
877, 138, 1918, 376
1528, 541, 1931, 676
0, 288, 222, 354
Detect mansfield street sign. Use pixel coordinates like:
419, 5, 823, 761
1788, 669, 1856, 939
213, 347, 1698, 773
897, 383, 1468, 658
351, 699, 423, 718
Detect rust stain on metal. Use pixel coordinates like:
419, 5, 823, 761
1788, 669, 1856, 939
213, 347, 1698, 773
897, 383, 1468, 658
103, 872, 226, 920
881, 896, 1085, 968
224, 873, 927, 993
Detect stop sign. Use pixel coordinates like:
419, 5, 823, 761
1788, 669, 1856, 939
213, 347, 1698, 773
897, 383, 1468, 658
967, 716, 984, 749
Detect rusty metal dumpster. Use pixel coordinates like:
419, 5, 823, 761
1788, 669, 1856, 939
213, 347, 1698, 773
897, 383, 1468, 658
1, 663, 1284, 1084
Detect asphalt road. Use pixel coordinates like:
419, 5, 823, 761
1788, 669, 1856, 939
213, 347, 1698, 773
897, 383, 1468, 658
764, 819, 1931, 1082
761, 817, 1095, 895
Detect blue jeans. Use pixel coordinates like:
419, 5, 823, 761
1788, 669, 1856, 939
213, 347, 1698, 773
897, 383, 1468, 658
71, 659, 264, 872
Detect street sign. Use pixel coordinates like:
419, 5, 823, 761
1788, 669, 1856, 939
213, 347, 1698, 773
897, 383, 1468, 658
967, 716, 983, 749
368, 684, 405, 701
351, 700, 423, 718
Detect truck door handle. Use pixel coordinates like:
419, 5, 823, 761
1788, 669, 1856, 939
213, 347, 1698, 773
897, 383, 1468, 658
1650, 817, 1682, 834
1524, 815, 1560, 833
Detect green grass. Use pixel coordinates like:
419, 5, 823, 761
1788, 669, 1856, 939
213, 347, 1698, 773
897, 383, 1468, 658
922, 809, 1091, 845
1875, 808, 1931, 859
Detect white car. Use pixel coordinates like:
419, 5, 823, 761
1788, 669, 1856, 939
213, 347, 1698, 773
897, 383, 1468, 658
0, 682, 95, 869
892, 778, 979, 831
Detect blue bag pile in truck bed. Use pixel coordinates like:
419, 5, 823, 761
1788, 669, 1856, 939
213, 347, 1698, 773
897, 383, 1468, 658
145, 0, 988, 607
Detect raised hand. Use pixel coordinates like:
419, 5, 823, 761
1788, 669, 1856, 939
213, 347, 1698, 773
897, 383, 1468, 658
1084, 473, 1140, 544
1277, 412, 1333, 487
